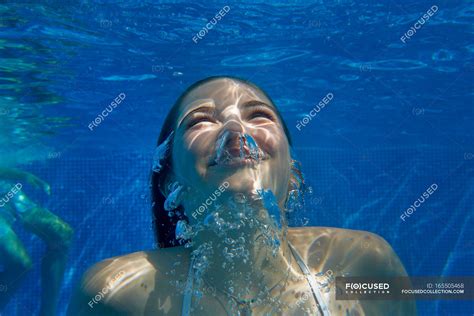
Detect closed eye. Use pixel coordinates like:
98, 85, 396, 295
186, 113, 215, 128
247, 105, 276, 121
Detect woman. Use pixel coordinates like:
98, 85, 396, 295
68, 77, 416, 315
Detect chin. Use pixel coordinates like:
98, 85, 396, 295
226, 177, 260, 194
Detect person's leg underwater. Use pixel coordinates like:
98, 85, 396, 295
14, 192, 73, 316
0, 216, 33, 310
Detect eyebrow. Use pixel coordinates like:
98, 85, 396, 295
178, 104, 215, 128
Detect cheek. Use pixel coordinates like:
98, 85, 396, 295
186, 129, 217, 159
174, 130, 216, 175
251, 125, 288, 156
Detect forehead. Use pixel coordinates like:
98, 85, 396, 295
178, 78, 273, 113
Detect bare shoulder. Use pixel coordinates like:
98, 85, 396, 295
68, 248, 190, 315
287, 227, 417, 315
287, 226, 407, 276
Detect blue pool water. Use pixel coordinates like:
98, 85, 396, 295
0, 1, 473, 315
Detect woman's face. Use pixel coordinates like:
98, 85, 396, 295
170, 78, 291, 212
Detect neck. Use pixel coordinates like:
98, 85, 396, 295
187, 197, 300, 304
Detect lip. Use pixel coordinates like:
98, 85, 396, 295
212, 157, 257, 168
208, 151, 269, 168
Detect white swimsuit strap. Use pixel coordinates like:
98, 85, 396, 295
182, 256, 194, 316
288, 242, 331, 316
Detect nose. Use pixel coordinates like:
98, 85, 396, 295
221, 118, 245, 134
215, 119, 246, 151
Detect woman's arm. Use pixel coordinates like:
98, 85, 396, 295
290, 227, 417, 316
347, 232, 418, 316
67, 264, 127, 316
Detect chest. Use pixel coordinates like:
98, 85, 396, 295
178, 277, 332, 316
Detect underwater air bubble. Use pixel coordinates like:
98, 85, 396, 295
243, 133, 261, 162
175, 220, 192, 240
213, 130, 231, 165
203, 212, 216, 226
152, 131, 173, 173
164, 182, 184, 211
257, 188, 282, 229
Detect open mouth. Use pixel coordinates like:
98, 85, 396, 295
208, 132, 268, 167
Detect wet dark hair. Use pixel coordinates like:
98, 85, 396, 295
151, 76, 301, 248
